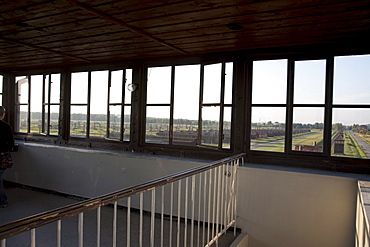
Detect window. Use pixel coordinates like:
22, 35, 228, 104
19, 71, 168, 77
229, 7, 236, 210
108, 69, 132, 141
250, 55, 370, 160
15, 74, 61, 135
251, 59, 287, 152
292, 60, 325, 153
145, 62, 233, 149
332, 54, 370, 159
70, 72, 88, 137
15, 75, 29, 133
90, 70, 108, 137
70, 69, 132, 140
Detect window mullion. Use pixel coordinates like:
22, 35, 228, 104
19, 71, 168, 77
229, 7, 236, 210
169, 66, 175, 145
86, 71, 91, 138
27, 75, 31, 133
323, 57, 334, 156
198, 64, 205, 145
285, 59, 294, 153
41, 74, 46, 134
107, 70, 112, 139
121, 69, 126, 142
218, 62, 226, 149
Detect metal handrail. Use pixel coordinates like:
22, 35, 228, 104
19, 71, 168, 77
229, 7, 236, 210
0, 153, 245, 241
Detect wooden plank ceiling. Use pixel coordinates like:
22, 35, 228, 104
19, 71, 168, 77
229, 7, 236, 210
0, 0, 369, 72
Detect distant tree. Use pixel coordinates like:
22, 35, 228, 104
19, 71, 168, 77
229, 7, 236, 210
332, 123, 343, 132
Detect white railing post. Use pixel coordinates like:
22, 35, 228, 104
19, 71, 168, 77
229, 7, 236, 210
169, 183, 174, 247
161, 186, 164, 247
184, 177, 189, 247
150, 189, 156, 247
57, 219, 62, 247
113, 202, 117, 247
78, 213, 83, 247
31, 228, 36, 247
177, 180, 181, 247
96, 206, 101, 247
127, 197, 131, 247
191, 175, 195, 247
139, 193, 143, 247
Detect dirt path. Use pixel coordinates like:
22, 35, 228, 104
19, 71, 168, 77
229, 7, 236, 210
348, 131, 370, 158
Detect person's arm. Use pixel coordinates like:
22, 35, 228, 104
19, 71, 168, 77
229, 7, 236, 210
5, 124, 14, 148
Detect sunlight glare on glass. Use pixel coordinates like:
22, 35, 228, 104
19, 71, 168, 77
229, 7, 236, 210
294, 60, 326, 104
333, 54, 370, 104
252, 59, 287, 104
174, 64, 200, 121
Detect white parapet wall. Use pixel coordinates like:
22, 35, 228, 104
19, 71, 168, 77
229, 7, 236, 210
4, 142, 370, 247
4, 142, 206, 198
236, 164, 363, 247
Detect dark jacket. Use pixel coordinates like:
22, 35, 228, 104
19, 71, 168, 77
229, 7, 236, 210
0, 120, 14, 152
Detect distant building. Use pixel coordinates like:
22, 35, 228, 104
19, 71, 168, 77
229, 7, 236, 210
332, 133, 345, 154
295, 141, 323, 152
360, 125, 368, 132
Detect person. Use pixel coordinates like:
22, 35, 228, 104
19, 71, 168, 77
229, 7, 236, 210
0, 106, 14, 208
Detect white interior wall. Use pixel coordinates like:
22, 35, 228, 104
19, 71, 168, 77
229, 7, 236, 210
237, 165, 358, 247
5, 143, 205, 198
4, 143, 361, 247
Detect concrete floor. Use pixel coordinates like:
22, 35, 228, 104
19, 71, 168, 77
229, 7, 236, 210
1, 183, 239, 247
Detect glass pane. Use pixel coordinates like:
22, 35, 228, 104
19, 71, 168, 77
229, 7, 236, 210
70, 106, 87, 137
251, 107, 286, 152
224, 62, 233, 105
201, 106, 219, 147
292, 107, 324, 152
110, 70, 123, 104
252, 59, 287, 104
147, 66, 171, 104
173, 118, 198, 146
294, 60, 326, 104
30, 75, 43, 134
173, 64, 200, 146
174, 64, 200, 120
109, 105, 121, 140
49, 105, 59, 136
18, 105, 28, 133
42, 104, 48, 135
90, 71, 108, 138
71, 72, 88, 104
333, 54, 370, 104
223, 106, 232, 149
125, 69, 133, 104
123, 105, 130, 142
90, 119, 106, 137
50, 74, 60, 104
332, 108, 370, 159
203, 63, 221, 104
146, 106, 170, 144
17, 76, 28, 104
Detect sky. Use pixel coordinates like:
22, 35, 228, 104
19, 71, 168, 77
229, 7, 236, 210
8, 54, 370, 126
252, 55, 370, 125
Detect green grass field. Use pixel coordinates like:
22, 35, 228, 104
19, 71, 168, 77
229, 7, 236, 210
252, 130, 323, 153
292, 131, 323, 146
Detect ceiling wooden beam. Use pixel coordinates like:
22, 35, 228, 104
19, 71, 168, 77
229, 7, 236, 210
0, 36, 92, 63
65, 0, 188, 55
